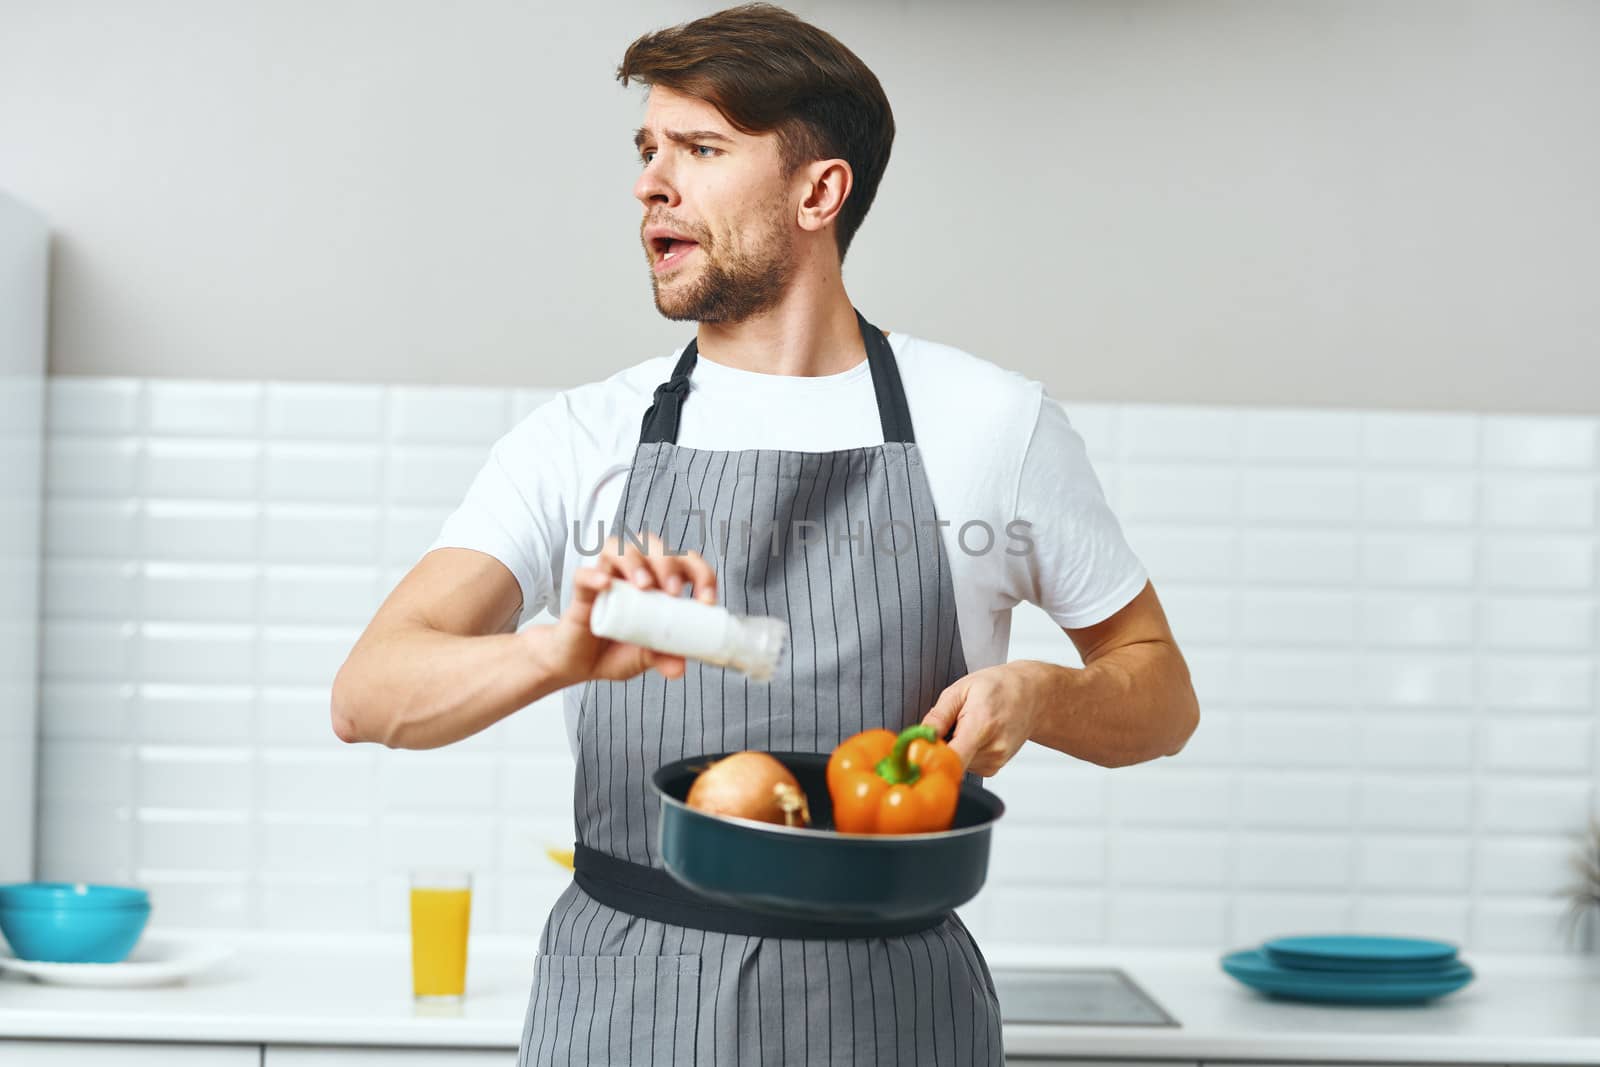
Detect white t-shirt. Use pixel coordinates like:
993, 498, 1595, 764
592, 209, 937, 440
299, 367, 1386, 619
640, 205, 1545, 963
431, 331, 1149, 757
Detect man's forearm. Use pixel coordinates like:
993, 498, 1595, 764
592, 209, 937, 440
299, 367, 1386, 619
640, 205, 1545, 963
331, 625, 573, 750
1023, 641, 1199, 768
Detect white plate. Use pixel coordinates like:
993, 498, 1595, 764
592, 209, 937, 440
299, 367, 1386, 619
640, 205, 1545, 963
0, 933, 235, 988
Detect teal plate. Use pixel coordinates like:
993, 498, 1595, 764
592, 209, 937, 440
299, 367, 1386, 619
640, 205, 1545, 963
1221, 950, 1474, 1004
1263, 935, 1458, 973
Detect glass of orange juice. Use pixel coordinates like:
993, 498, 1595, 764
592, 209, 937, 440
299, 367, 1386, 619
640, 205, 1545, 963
409, 869, 472, 1001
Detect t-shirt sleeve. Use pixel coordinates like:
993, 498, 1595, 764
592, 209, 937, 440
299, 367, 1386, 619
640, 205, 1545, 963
1006, 394, 1148, 630
428, 398, 571, 623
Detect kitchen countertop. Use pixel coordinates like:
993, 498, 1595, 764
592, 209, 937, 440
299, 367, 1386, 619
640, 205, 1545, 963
3, 930, 1600, 1062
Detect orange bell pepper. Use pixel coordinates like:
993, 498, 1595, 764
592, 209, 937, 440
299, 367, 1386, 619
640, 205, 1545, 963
826, 724, 963, 834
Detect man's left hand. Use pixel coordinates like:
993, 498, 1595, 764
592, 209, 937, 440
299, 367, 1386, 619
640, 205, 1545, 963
921, 661, 1048, 777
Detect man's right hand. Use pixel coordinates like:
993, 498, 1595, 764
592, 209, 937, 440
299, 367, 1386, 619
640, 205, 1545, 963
537, 532, 720, 687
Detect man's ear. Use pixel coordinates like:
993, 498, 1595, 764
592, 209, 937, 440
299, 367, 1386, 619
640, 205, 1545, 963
796, 158, 853, 235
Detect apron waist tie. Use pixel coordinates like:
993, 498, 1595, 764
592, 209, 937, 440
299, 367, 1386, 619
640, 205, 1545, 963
572, 843, 950, 941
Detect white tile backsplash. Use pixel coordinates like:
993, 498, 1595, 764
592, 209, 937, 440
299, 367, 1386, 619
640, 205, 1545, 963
260, 816, 374, 876
1478, 778, 1594, 834
1482, 596, 1596, 651
1472, 896, 1573, 952
1236, 711, 1358, 768
1239, 530, 1358, 585
135, 684, 254, 745
1483, 535, 1596, 591
46, 438, 140, 496
1359, 715, 1475, 771
1361, 473, 1477, 526
139, 622, 255, 684
261, 565, 381, 624
30, 381, 1600, 954
1481, 655, 1594, 711
388, 386, 512, 445
1107, 891, 1230, 947
1117, 465, 1238, 522
1360, 593, 1475, 647
264, 383, 386, 441
1110, 831, 1231, 888
387, 445, 488, 506
1236, 772, 1353, 829
1236, 590, 1357, 645
1240, 469, 1360, 524
263, 444, 383, 503
1483, 475, 1596, 530
1482, 717, 1592, 774
1359, 533, 1476, 588
47, 378, 141, 436
1108, 767, 1232, 826
1242, 410, 1362, 464
44, 560, 140, 620
1357, 837, 1472, 893
143, 501, 259, 561
1482, 416, 1598, 470
144, 439, 260, 499
1120, 406, 1239, 461
1475, 836, 1575, 895
141, 563, 258, 623
1359, 654, 1476, 708
1231, 893, 1353, 944
1351, 895, 1471, 944
1237, 833, 1355, 890
41, 681, 134, 740
1356, 776, 1473, 832
990, 826, 1107, 886
1126, 527, 1237, 583
1361, 411, 1478, 466
146, 382, 262, 437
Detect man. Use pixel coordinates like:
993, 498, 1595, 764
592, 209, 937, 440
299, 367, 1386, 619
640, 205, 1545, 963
333, 4, 1198, 1064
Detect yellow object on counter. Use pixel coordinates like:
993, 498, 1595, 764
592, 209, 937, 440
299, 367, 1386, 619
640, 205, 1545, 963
410, 880, 471, 999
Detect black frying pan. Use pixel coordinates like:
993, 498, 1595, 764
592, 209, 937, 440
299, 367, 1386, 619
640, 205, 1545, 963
652, 751, 1004, 925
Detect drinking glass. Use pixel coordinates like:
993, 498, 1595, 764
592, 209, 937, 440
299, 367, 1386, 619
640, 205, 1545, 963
409, 869, 472, 1000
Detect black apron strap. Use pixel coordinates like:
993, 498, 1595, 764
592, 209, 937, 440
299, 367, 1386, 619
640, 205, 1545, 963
637, 340, 699, 445
637, 309, 915, 446
859, 310, 916, 445
572, 843, 949, 940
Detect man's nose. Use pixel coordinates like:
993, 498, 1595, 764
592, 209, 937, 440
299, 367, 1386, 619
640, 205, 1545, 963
634, 158, 678, 209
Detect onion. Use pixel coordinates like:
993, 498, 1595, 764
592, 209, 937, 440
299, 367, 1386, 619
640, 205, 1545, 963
686, 751, 811, 828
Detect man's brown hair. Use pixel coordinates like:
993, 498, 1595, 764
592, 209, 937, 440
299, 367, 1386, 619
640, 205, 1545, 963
618, 3, 894, 263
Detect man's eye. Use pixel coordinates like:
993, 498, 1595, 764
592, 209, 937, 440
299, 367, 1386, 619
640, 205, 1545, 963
692, 145, 718, 158
640, 150, 655, 165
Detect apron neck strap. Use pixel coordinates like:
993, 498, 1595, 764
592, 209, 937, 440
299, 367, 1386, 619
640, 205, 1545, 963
638, 309, 915, 445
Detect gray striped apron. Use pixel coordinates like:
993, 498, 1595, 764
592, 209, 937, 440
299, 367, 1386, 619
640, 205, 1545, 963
518, 311, 1004, 1066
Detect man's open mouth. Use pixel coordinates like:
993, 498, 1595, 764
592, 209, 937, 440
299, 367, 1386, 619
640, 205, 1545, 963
651, 236, 700, 270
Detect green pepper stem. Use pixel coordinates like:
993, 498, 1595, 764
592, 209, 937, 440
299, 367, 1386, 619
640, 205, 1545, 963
876, 724, 935, 785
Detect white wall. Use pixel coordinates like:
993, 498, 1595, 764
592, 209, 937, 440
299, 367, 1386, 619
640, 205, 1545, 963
0, 192, 48, 882
2, 1, 1597, 412
35, 377, 1600, 951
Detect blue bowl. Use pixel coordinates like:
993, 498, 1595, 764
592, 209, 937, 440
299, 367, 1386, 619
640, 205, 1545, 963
0, 883, 152, 963
0, 883, 149, 911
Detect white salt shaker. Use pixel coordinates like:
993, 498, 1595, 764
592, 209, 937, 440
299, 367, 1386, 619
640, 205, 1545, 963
588, 578, 789, 682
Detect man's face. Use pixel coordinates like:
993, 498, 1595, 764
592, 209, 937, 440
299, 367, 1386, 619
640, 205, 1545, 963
634, 86, 795, 323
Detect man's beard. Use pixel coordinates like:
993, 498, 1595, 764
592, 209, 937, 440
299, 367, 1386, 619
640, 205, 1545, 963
650, 217, 794, 324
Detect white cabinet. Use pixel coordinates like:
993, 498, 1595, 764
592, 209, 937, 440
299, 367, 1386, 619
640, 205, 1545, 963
265, 1047, 512, 1066
0, 1041, 257, 1065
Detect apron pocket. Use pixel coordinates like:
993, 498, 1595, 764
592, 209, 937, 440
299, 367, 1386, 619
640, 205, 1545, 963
525, 953, 701, 1067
